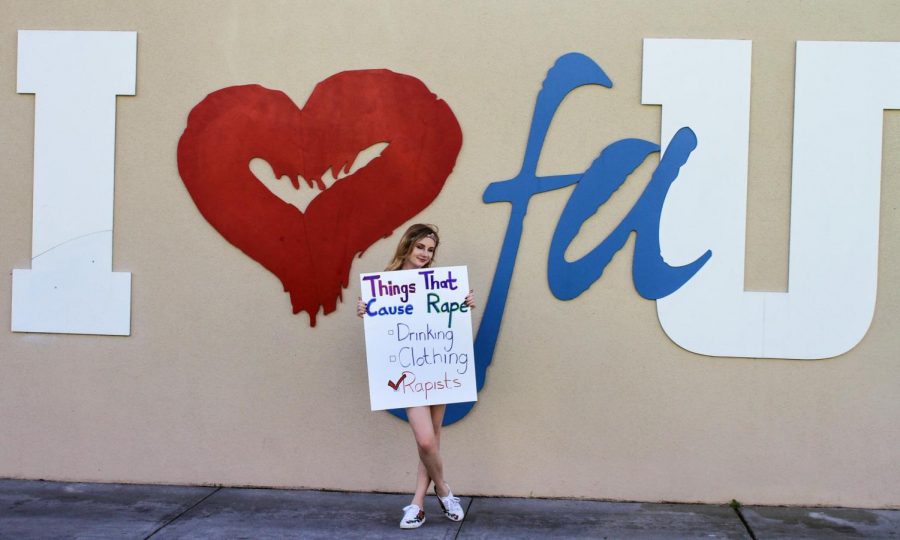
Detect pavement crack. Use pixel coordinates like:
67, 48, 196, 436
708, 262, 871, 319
144, 486, 222, 539
453, 496, 475, 539
733, 504, 758, 540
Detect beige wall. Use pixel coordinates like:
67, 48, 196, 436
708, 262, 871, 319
1, 0, 898, 508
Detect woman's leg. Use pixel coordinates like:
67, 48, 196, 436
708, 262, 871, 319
410, 404, 448, 507
429, 405, 448, 493
407, 405, 450, 505
411, 459, 430, 508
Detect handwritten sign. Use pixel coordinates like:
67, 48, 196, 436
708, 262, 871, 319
361, 266, 477, 411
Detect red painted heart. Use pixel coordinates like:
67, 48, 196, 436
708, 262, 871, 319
177, 70, 462, 325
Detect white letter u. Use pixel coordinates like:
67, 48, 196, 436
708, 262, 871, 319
643, 39, 900, 359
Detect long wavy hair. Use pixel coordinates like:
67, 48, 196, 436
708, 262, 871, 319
385, 223, 440, 271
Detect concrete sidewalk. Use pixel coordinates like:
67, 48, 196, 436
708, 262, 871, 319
1, 479, 899, 539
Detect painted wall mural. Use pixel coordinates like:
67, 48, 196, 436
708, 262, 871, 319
177, 71, 462, 326
9, 30, 900, 424
453, 52, 711, 424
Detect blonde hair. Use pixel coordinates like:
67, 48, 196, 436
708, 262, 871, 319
385, 224, 440, 271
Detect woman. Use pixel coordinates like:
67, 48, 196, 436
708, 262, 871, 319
358, 223, 475, 529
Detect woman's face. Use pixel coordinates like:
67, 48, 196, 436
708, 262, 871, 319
402, 236, 436, 270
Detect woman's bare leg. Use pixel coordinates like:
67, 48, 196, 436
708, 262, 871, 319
410, 405, 447, 507
411, 460, 430, 508
407, 405, 450, 508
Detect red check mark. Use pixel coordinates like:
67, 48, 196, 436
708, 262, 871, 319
388, 373, 408, 391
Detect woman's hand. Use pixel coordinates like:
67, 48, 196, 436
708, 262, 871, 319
357, 297, 366, 318
464, 290, 476, 310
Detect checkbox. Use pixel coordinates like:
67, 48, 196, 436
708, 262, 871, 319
390, 355, 397, 362
388, 329, 394, 335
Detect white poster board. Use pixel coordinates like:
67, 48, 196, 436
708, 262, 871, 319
361, 266, 477, 411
